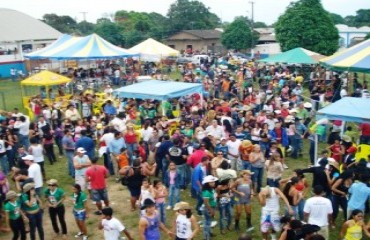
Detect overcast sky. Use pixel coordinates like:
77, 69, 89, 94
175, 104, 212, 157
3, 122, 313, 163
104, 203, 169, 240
1, 0, 368, 24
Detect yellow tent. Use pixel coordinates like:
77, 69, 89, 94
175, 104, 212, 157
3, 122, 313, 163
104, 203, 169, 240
21, 70, 71, 86
129, 38, 179, 62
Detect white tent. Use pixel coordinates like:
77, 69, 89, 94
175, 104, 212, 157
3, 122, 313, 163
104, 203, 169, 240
129, 38, 179, 62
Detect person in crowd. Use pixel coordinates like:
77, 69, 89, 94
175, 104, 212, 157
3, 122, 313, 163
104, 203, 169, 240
201, 175, 218, 240
71, 183, 89, 240
249, 144, 265, 193
73, 148, 91, 191
265, 152, 284, 188
62, 129, 76, 178
172, 201, 200, 240
217, 175, 233, 234
163, 161, 181, 210
98, 207, 134, 240
153, 179, 167, 224
3, 190, 27, 240
44, 179, 67, 239
76, 130, 95, 160
340, 209, 370, 240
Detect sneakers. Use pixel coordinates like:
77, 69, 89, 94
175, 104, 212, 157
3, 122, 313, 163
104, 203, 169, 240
283, 164, 289, 169
246, 226, 255, 232
211, 221, 217, 228
75, 232, 83, 238
166, 206, 172, 210
82, 236, 88, 240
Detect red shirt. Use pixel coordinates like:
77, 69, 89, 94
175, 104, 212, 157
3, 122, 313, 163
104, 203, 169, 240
360, 123, 370, 136
275, 128, 282, 143
124, 132, 137, 144
187, 150, 206, 168
85, 165, 108, 190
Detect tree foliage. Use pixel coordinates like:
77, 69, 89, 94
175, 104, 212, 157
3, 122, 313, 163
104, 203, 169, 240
42, 14, 77, 34
221, 17, 258, 51
167, 0, 220, 34
94, 19, 124, 46
330, 13, 345, 24
275, 0, 339, 55
344, 9, 370, 27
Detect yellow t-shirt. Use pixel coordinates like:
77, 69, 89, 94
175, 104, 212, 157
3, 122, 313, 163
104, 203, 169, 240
345, 220, 362, 240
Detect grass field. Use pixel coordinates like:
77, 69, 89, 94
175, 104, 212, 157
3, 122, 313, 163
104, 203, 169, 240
0, 78, 351, 240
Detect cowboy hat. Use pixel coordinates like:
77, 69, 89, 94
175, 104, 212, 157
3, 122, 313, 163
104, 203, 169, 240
173, 202, 191, 211
202, 175, 218, 185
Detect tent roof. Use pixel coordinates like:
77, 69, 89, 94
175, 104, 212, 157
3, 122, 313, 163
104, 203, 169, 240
320, 39, 370, 73
317, 97, 370, 124
258, 47, 325, 64
0, 8, 61, 42
25, 34, 138, 60
21, 70, 71, 86
113, 80, 203, 101
129, 38, 179, 57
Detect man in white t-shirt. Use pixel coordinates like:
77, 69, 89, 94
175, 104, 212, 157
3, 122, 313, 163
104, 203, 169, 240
22, 155, 43, 196
227, 134, 241, 170
304, 185, 333, 240
99, 207, 133, 240
205, 120, 224, 140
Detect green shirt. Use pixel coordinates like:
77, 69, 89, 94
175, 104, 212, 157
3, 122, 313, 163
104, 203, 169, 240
202, 189, 216, 208
44, 187, 65, 207
21, 193, 39, 212
4, 200, 22, 220
72, 192, 87, 210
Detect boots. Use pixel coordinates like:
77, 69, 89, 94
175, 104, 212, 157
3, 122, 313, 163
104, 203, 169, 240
246, 215, 254, 232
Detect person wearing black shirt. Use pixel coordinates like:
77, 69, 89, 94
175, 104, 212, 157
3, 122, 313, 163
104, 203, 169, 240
166, 138, 188, 188
300, 158, 331, 198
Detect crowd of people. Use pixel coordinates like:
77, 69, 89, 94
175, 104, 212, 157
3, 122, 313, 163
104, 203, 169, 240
0, 60, 369, 240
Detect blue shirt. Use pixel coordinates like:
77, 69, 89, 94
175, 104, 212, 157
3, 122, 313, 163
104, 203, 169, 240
348, 182, 370, 211
104, 104, 117, 115
62, 135, 75, 151
214, 144, 228, 158
75, 136, 95, 159
108, 138, 126, 154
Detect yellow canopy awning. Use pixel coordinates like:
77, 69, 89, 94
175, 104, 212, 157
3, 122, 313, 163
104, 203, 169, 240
21, 70, 71, 86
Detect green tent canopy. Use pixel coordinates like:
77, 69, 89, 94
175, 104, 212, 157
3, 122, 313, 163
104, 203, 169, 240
258, 47, 326, 64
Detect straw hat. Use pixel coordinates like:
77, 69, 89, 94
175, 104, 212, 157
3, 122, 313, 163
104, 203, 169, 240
341, 135, 351, 143
202, 175, 218, 185
173, 202, 191, 211
47, 179, 58, 185
329, 161, 340, 170
6, 190, 19, 200
240, 170, 254, 177
23, 183, 35, 192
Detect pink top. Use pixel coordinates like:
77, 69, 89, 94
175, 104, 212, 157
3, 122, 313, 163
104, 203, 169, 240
169, 171, 176, 185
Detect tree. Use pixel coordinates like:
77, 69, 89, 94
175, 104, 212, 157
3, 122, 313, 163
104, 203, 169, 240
42, 14, 77, 34
330, 13, 345, 24
76, 21, 95, 35
275, 0, 339, 55
94, 19, 124, 46
347, 9, 370, 27
366, 33, 370, 40
167, 0, 220, 33
221, 17, 258, 51
253, 21, 268, 28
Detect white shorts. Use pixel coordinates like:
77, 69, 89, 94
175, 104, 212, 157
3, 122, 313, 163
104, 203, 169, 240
75, 176, 86, 191
260, 209, 281, 233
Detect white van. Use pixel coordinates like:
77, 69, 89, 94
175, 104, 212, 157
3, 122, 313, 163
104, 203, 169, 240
192, 55, 211, 65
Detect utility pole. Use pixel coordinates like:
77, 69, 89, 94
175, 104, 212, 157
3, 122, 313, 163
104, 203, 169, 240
80, 12, 88, 22
249, 1, 255, 57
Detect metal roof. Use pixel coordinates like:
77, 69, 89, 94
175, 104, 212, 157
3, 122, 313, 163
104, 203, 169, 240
0, 8, 62, 42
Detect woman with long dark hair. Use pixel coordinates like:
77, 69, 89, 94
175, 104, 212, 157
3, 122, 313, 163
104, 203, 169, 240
201, 175, 218, 239
332, 170, 354, 224
71, 183, 89, 240
21, 183, 44, 240
340, 209, 370, 240
216, 177, 232, 234
172, 202, 199, 240
282, 177, 302, 219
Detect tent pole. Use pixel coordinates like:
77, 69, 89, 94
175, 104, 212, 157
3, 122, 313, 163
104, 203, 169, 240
161, 100, 165, 116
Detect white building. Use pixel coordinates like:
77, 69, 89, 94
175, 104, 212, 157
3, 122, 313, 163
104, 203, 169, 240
0, 8, 61, 78
336, 24, 370, 48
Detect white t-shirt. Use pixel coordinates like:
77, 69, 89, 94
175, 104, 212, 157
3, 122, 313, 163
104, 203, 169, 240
28, 163, 43, 188
303, 196, 333, 227
227, 139, 241, 158
141, 127, 153, 142
100, 133, 115, 146
0, 140, 6, 154
176, 214, 192, 239
29, 145, 44, 163
102, 217, 125, 240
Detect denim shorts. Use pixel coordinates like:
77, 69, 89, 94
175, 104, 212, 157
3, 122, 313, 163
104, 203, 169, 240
73, 209, 86, 221
91, 189, 109, 202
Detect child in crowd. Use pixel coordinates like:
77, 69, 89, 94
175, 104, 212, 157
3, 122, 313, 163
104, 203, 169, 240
164, 161, 182, 210
153, 180, 168, 224
139, 178, 155, 215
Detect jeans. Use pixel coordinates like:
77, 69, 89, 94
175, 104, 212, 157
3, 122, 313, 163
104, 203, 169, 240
49, 205, 67, 234
192, 189, 203, 214
0, 154, 9, 175
251, 166, 264, 193
219, 202, 232, 231
18, 134, 30, 150
156, 202, 166, 224
55, 137, 64, 155
65, 151, 75, 177
126, 143, 137, 163
259, 141, 270, 155
10, 217, 26, 240
6, 148, 16, 169
161, 157, 169, 181
44, 143, 56, 164
332, 194, 348, 221
202, 207, 214, 240
177, 164, 189, 187
168, 184, 180, 208
297, 199, 306, 221
289, 136, 302, 159
285, 205, 299, 220
309, 140, 315, 165
241, 161, 251, 170
27, 210, 44, 240
266, 178, 280, 188
103, 153, 114, 175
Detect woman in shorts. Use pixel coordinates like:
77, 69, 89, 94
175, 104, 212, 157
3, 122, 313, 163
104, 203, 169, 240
71, 184, 89, 240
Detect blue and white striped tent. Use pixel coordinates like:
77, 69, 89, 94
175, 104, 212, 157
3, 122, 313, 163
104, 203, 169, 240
26, 34, 138, 59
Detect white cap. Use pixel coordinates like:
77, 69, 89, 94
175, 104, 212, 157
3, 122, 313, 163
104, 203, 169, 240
202, 175, 218, 185
76, 147, 86, 153
303, 102, 312, 108
22, 155, 34, 161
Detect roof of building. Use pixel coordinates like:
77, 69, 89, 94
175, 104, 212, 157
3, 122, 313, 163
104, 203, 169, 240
169, 30, 222, 40
0, 8, 62, 42
336, 24, 370, 33
254, 28, 275, 35
258, 34, 276, 42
